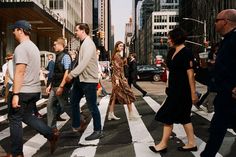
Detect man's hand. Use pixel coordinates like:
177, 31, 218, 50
56, 87, 63, 96
65, 75, 73, 83
232, 87, 236, 99
12, 95, 21, 108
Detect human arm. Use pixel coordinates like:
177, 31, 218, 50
12, 63, 26, 108
68, 39, 95, 79
57, 55, 71, 95
187, 66, 198, 105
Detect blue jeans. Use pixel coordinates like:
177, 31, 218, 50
8, 93, 53, 156
71, 78, 101, 131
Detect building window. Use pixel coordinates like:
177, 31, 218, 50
49, 0, 63, 9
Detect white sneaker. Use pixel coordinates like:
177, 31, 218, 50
108, 112, 120, 120
129, 112, 142, 120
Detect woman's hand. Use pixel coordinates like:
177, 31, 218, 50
115, 79, 119, 86
192, 92, 199, 105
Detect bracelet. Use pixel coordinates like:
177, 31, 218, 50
13, 93, 19, 96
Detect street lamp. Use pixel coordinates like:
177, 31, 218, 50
183, 17, 207, 52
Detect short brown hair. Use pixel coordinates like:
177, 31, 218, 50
75, 23, 90, 35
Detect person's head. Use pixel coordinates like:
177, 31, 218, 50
47, 54, 54, 60
129, 53, 136, 59
114, 41, 124, 53
167, 27, 187, 47
9, 20, 32, 42
74, 23, 90, 40
215, 9, 236, 36
53, 37, 66, 52
112, 41, 124, 60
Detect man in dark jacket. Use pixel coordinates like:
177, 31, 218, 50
201, 9, 236, 157
128, 53, 147, 97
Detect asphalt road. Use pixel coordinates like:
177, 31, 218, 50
1, 81, 236, 157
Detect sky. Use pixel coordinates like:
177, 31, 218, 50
111, 0, 132, 42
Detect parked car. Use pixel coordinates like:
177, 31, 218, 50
137, 65, 165, 82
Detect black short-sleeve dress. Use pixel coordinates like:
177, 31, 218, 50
155, 47, 194, 125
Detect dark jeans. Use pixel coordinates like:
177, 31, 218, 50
8, 92, 53, 156
128, 78, 146, 94
200, 92, 236, 157
71, 78, 101, 131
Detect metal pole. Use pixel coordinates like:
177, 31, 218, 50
203, 20, 207, 52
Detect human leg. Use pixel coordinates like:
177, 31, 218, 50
132, 80, 147, 96
8, 94, 24, 156
149, 124, 173, 153
107, 92, 120, 120
47, 88, 58, 128
127, 103, 141, 120
182, 123, 197, 148
201, 94, 229, 157
70, 79, 84, 129
83, 82, 103, 140
83, 82, 101, 131
56, 87, 69, 121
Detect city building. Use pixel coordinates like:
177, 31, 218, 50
179, 0, 236, 54
136, 0, 179, 64
0, 0, 82, 66
146, 11, 178, 64
124, 17, 133, 57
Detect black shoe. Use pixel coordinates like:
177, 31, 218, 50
149, 146, 167, 153
177, 146, 197, 152
56, 116, 66, 121
85, 131, 104, 141
143, 91, 147, 97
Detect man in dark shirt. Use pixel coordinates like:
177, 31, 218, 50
201, 9, 236, 157
128, 53, 147, 97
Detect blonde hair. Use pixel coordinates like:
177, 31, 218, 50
55, 37, 66, 47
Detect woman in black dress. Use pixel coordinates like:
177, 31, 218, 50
149, 28, 198, 153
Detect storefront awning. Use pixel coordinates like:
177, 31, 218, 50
0, 2, 73, 41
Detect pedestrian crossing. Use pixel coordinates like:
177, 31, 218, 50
0, 95, 235, 157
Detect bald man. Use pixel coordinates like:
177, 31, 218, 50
201, 9, 236, 157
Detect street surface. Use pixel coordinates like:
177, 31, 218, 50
0, 80, 236, 157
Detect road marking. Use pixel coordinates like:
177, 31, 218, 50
0, 105, 7, 111
192, 105, 236, 135
71, 95, 110, 157
144, 96, 223, 157
0, 98, 48, 123
23, 112, 69, 156
124, 102, 160, 157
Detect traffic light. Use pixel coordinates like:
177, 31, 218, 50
100, 31, 105, 39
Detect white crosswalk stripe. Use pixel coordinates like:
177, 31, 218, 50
0, 95, 235, 157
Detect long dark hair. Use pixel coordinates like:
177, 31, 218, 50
111, 41, 123, 60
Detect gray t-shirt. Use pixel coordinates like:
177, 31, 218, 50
14, 40, 41, 93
